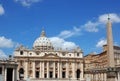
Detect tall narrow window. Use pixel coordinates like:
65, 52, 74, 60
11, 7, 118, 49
0, 67, 2, 74
62, 71, 66, 78
77, 53, 79, 56
55, 73, 57, 78
44, 73, 47, 78
76, 69, 80, 79
49, 71, 53, 78
36, 71, 39, 78
20, 51, 23, 55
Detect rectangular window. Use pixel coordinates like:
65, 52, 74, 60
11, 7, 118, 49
44, 73, 47, 78
49, 71, 53, 78
20, 51, 23, 55
62, 71, 66, 78
35, 71, 39, 78
55, 74, 57, 78
77, 53, 79, 56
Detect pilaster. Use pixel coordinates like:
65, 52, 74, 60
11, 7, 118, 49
42, 62, 44, 78
72, 63, 75, 79
25, 62, 28, 79
40, 62, 42, 78
47, 62, 49, 78
33, 61, 35, 78
12, 69, 15, 81
66, 62, 68, 78
57, 62, 60, 78
80, 63, 84, 80
53, 62, 55, 78
59, 62, 62, 78
5, 68, 7, 81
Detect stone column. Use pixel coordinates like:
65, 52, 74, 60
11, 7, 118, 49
14, 68, 17, 81
53, 62, 55, 78
33, 61, 35, 78
17, 68, 19, 80
104, 73, 107, 81
2, 66, 5, 81
118, 72, 120, 81
59, 62, 62, 78
80, 63, 84, 80
12, 69, 15, 81
4, 68, 7, 81
47, 62, 49, 78
72, 63, 75, 79
93, 73, 94, 81
91, 74, 93, 81
94, 74, 96, 81
25, 62, 28, 79
101, 73, 103, 81
40, 62, 42, 78
97, 73, 99, 81
66, 62, 68, 78
98, 73, 100, 81
58, 62, 60, 78
42, 62, 44, 78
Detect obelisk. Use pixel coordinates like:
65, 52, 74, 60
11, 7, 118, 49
106, 15, 115, 67
106, 15, 116, 81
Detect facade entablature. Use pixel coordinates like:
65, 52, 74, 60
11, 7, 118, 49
14, 49, 83, 58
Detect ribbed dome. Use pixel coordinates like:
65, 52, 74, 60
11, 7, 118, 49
33, 37, 52, 47
33, 30, 53, 48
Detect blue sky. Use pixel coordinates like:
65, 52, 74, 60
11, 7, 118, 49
0, 0, 120, 58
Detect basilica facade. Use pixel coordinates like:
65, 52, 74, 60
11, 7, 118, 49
14, 30, 84, 81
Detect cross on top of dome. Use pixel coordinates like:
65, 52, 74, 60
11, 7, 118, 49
41, 28, 46, 37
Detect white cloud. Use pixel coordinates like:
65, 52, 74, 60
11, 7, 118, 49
49, 37, 78, 50
58, 26, 81, 39
96, 38, 107, 48
55, 13, 120, 39
14, 0, 43, 7
99, 13, 120, 24
0, 36, 14, 48
83, 21, 100, 32
96, 37, 119, 48
0, 50, 7, 59
82, 13, 120, 33
0, 4, 5, 15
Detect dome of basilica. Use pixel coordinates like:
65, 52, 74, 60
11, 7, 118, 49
33, 30, 53, 48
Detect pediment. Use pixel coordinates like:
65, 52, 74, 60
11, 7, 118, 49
42, 54, 60, 59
